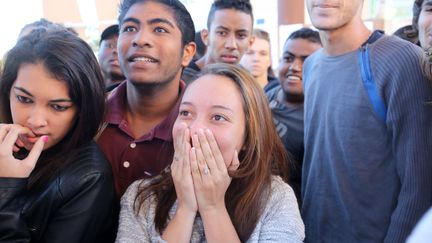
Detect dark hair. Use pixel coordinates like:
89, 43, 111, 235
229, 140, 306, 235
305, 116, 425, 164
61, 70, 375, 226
0, 29, 105, 189
18, 18, 60, 39
193, 31, 207, 60
118, 0, 195, 47
412, 0, 425, 47
134, 63, 289, 241
288, 27, 321, 44
206, 0, 253, 29
413, 0, 423, 31
393, 25, 419, 45
19, 19, 78, 40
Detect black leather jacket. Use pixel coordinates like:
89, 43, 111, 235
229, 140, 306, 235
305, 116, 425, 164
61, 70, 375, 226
0, 141, 117, 243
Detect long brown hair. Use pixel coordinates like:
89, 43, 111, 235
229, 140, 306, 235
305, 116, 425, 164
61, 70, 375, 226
135, 63, 289, 242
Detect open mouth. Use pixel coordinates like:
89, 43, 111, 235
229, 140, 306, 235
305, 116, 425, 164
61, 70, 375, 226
286, 74, 302, 81
128, 56, 158, 63
285, 72, 302, 83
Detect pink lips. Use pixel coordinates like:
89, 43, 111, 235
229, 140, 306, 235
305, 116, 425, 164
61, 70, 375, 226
221, 55, 238, 63
25, 135, 44, 143
313, 1, 338, 8
109, 59, 120, 67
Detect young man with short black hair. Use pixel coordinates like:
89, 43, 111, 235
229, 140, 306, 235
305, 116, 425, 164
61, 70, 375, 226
265, 28, 321, 206
97, 0, 196, 198
181, 0, 254, 83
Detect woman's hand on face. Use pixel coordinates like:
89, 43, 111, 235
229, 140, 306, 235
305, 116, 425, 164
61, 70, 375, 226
0, 124, 47, 178
190, 129, 240, 213
171, 123, 198, 214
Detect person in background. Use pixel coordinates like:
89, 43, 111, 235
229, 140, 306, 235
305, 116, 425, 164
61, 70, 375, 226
98, 24, 125, 92
413, 0, 430, 48
18, 18, 58, 39
240, 28, 277, 88
116, 63, 304, 242
97, 0, 196, 198
0, 28, 116, 242
301, 0, 432, 241
405, 1, 432, 241
265, 27, 321, 206
412, 0, 432, 79
193, 31, 207, 61
392, 25, 419, 45
181, 0, 254, 84
18, 18, 77, 40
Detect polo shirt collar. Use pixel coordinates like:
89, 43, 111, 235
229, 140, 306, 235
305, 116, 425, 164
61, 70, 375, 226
105, 80, 186, 142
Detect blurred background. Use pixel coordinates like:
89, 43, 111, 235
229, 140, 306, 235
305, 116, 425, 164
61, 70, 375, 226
0, 0, 413, 65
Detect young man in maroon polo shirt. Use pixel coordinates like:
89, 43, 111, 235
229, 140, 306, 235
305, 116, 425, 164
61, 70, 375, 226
97, 0, 196, 197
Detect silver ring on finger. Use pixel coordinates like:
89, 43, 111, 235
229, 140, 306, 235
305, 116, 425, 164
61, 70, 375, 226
203, 164, 210, 175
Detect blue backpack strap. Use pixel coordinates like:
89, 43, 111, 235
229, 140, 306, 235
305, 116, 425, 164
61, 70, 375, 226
358, 31, 387, 123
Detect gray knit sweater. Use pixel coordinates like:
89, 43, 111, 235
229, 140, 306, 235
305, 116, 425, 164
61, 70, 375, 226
116, 176, 305, 242
302, 35, 432, 243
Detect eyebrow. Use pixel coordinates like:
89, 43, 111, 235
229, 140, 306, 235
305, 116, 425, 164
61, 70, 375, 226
14, 87, 33, 97
13, 86, 73, 103
215, 26, 249, 33
148, 18, 175, 28
121, 17, 175, 29
424, 1, 432, 7
121, 17, 140, 26
181, 101, 234, 113
215, 26, 230, 31
284, 51, 309, 60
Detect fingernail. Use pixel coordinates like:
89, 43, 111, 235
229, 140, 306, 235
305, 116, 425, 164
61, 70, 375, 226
42, 136, 49, 142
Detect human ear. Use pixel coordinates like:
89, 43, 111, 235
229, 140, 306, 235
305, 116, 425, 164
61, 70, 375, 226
249, 36, 255, 48
201, 29, 209, 47
181, 42, 196, 67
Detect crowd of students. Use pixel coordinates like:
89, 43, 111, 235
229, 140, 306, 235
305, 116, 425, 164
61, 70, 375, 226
0, 0, 431, 242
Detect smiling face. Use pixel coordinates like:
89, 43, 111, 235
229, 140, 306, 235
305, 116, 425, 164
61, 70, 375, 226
173, 74, 246, 166
117, 1, 193, 86
9, 62, 77, 150
278, 38, 322, 96
202, 8, 254, 65
306, 0, 363, 31
418, 0, 432, 49
240, 37, 271, 79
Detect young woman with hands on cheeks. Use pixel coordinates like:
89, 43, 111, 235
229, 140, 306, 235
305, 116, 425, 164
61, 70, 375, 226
0, 29, 116, 242
116, 63, 305, 242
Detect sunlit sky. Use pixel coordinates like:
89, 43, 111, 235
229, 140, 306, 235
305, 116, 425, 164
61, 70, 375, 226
0, 0, 44, 57
0, 0, 413, 60
0, 0, 215, 57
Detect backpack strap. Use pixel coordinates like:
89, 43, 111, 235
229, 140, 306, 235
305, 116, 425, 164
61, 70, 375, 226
357, 30, 387, 123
